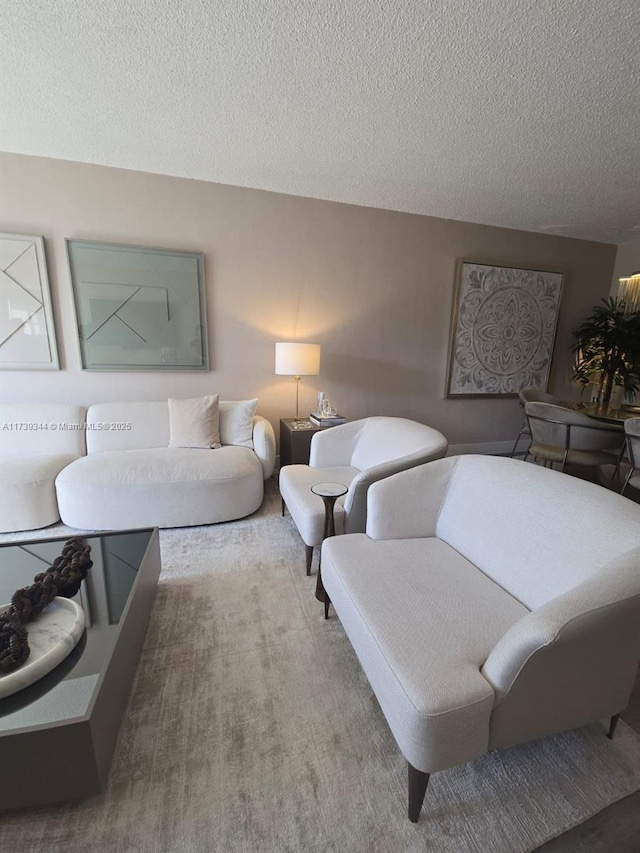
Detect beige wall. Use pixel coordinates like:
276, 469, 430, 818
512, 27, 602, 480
0, 153, 616, 446
611, 234, 640, 295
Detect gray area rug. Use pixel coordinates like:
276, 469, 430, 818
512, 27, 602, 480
1, 485, 640, 852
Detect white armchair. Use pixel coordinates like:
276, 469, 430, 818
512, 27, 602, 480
279, 417, 448, 573
321, 455, 640, 820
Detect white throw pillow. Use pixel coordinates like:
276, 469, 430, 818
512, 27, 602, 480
168, 395, 221, 449
219, 399, 258, 447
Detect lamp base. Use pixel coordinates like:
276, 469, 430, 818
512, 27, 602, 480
294, 375, 301, 421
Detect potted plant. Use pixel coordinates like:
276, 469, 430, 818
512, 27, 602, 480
572, 296, 640, 408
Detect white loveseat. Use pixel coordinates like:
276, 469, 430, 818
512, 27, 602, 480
0, 401, 275, 533
321, 455, 640, 821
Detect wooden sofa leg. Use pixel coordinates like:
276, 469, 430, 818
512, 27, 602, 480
281, 497, 286, 516
324, 593, 331, 620
305, 545, 313, 576
408, 763, 430, 822
607, 713, 621, 739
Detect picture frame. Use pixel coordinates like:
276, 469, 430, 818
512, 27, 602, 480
446, 259, 564, 397
0, 233, 59, 370
66, 239, 209, 371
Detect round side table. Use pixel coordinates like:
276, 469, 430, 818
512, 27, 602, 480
311, 481, 348, 618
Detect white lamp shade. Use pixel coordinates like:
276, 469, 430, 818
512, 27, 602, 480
275, 342, 321, 376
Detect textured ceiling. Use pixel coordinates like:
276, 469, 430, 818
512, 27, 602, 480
1, 0, 639, 243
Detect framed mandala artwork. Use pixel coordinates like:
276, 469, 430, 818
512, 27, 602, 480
446, 260, 564, 397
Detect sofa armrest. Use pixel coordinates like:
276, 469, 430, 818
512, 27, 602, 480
364, 456, 461, 540
252, 416, 276, 479
482, 547, 640, 749
344, 443, 450, 534
309, 420, 366, 467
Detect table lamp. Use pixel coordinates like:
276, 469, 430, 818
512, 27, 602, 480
275, 342, 321, 422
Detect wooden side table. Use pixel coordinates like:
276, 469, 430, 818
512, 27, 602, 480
279, 418, 325, 467
311, 481, 348, 619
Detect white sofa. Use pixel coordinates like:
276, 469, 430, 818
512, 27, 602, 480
0, 401, 275, 533
321, 455, 640, 820
0, 404, 87, 533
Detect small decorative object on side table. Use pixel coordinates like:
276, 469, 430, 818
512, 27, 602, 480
310, 394, 346, 426
310, 482, 348, 619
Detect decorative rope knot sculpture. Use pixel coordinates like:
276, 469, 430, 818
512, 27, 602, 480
0, 538, 93, 676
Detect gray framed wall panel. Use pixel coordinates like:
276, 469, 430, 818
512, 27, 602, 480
66, 239, 209, 371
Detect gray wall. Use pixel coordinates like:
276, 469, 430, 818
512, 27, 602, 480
0, 153, 616, 446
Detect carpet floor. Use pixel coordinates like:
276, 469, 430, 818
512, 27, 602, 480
1, 486, 640, 852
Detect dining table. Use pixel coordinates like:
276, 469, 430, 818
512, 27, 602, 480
570, 403, 640, 426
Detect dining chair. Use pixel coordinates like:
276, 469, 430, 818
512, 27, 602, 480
621, 417, 640, 496
524, 402, 625, 476
511, 389, 567, 457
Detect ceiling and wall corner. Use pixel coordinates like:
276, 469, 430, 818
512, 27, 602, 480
0, 0, 638, 244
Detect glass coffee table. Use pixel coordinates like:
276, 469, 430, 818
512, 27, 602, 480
0, 528, 161, 810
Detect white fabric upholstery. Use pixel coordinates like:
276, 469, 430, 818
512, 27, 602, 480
0, 404, 87, 532
0, 404, 86, 457
57, 402, 275, 529
168, 395, 221, 449
278, 465, 359, 543
84, 402, 274, 474
322, 535, 527, 772
309, 419, 366, 468
368, 455, 640, 608
483, 547, 640, 749
322, 454, 640, 778
365, 456, 461, 541
0, 454, 78, 533
434, 456, 640, 608
280, 417, 448, 547
252, 417, 276, 479
218, 399, 258, 447
0, 400, 275, 532
86, 402, 170, 452
56, 446, 264, 529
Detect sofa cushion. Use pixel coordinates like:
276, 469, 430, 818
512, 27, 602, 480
321, 534, 528, 772
168, 395, 221, 449
279, 464, 359, 546
219, 399, 258, 448
56, 447, 264, 529
86, 402, 170, 452
85, 400, 263, 453
0, 454, 78, 533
